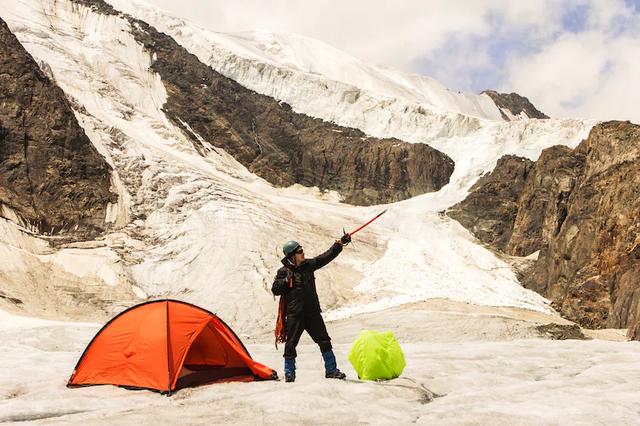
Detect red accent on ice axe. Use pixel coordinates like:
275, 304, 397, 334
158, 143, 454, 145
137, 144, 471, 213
348, 209, 387, 236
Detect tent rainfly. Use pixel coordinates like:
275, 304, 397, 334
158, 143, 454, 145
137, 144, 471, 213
67, 300, 276, 394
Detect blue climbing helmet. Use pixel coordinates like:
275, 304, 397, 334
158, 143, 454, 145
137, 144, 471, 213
282, 240, 301, 257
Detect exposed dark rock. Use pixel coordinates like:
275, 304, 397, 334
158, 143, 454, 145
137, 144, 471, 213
482, 90, 549, 120
529, 122, 640, 334
447, 155, 534, 251
629, 319, 640, 341
0, 18, 116, 237
449, 121, 640, 340
69, 0, 454, 206
0, 290, 23, 305
535, 323, 589, 340
69, 0, 119, 15
507, 146, 586, 257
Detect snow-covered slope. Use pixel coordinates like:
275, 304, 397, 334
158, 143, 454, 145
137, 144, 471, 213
0, 0, 596, 335
108, 0, 593, 141
102, 2, 493, 142
107, 0, 594, 181
110, 0, 504, 123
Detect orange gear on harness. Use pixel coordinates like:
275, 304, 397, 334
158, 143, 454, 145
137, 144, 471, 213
274, 271, 293, 348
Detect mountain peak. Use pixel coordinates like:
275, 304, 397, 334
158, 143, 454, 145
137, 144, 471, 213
482, 90, 549, 120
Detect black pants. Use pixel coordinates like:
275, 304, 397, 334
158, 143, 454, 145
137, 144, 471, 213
284, 312, 332, 358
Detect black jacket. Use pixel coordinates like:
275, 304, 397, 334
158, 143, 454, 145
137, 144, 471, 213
272, 242, 343, 315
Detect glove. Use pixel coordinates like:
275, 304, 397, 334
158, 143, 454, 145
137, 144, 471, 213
340, 233, 351, 245
279, 268, 294, 289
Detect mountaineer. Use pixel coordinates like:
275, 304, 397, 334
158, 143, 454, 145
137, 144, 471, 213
272, 234, 351, 382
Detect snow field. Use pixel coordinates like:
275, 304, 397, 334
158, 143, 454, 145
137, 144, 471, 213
1, 304, 639, 425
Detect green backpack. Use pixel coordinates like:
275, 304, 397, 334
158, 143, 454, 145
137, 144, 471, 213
348, 330, 405, 381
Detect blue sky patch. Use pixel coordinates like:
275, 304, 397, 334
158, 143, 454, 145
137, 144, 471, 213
413, 14, 541, 93
562, 3, 590, 33
625, 0, 640, 13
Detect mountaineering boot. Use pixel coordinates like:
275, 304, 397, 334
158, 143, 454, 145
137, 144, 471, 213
322, 350, 346, 380
284, 357, 296, 383
325, 369, 346, 380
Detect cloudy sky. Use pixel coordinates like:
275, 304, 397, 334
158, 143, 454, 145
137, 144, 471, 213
146, 0, 640, 123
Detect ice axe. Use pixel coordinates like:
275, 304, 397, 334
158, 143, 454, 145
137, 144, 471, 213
343, 209, 387, 244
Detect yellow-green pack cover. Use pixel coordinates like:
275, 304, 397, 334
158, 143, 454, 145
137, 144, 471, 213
348, 330, 405, 380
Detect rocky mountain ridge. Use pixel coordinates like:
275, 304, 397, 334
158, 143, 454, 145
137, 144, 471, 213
449, 121, 640, 340
0, 17, 116, 238
70, 0, 454, 206
482, 90, 549, 121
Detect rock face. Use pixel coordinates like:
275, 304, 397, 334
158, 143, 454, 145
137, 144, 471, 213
71, 0, 454, 206
506, 146, 586, 257
447, 155, 534, 252
529, 122, 640, 333
0, 18, 116, 237
449, 121, 640, 340
483, 90, 549, 120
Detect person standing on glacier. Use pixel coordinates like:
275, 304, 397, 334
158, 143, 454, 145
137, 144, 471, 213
272, 234, 351, 382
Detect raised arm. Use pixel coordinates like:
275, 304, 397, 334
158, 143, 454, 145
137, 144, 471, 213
307, 241, 343, 271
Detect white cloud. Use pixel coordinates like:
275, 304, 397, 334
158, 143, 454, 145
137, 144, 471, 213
505, 1, 640, 122
143, 0, 563, 69
506, 33, 607, 112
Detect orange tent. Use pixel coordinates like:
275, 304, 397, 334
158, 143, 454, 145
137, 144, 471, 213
68, 300, 276, 394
